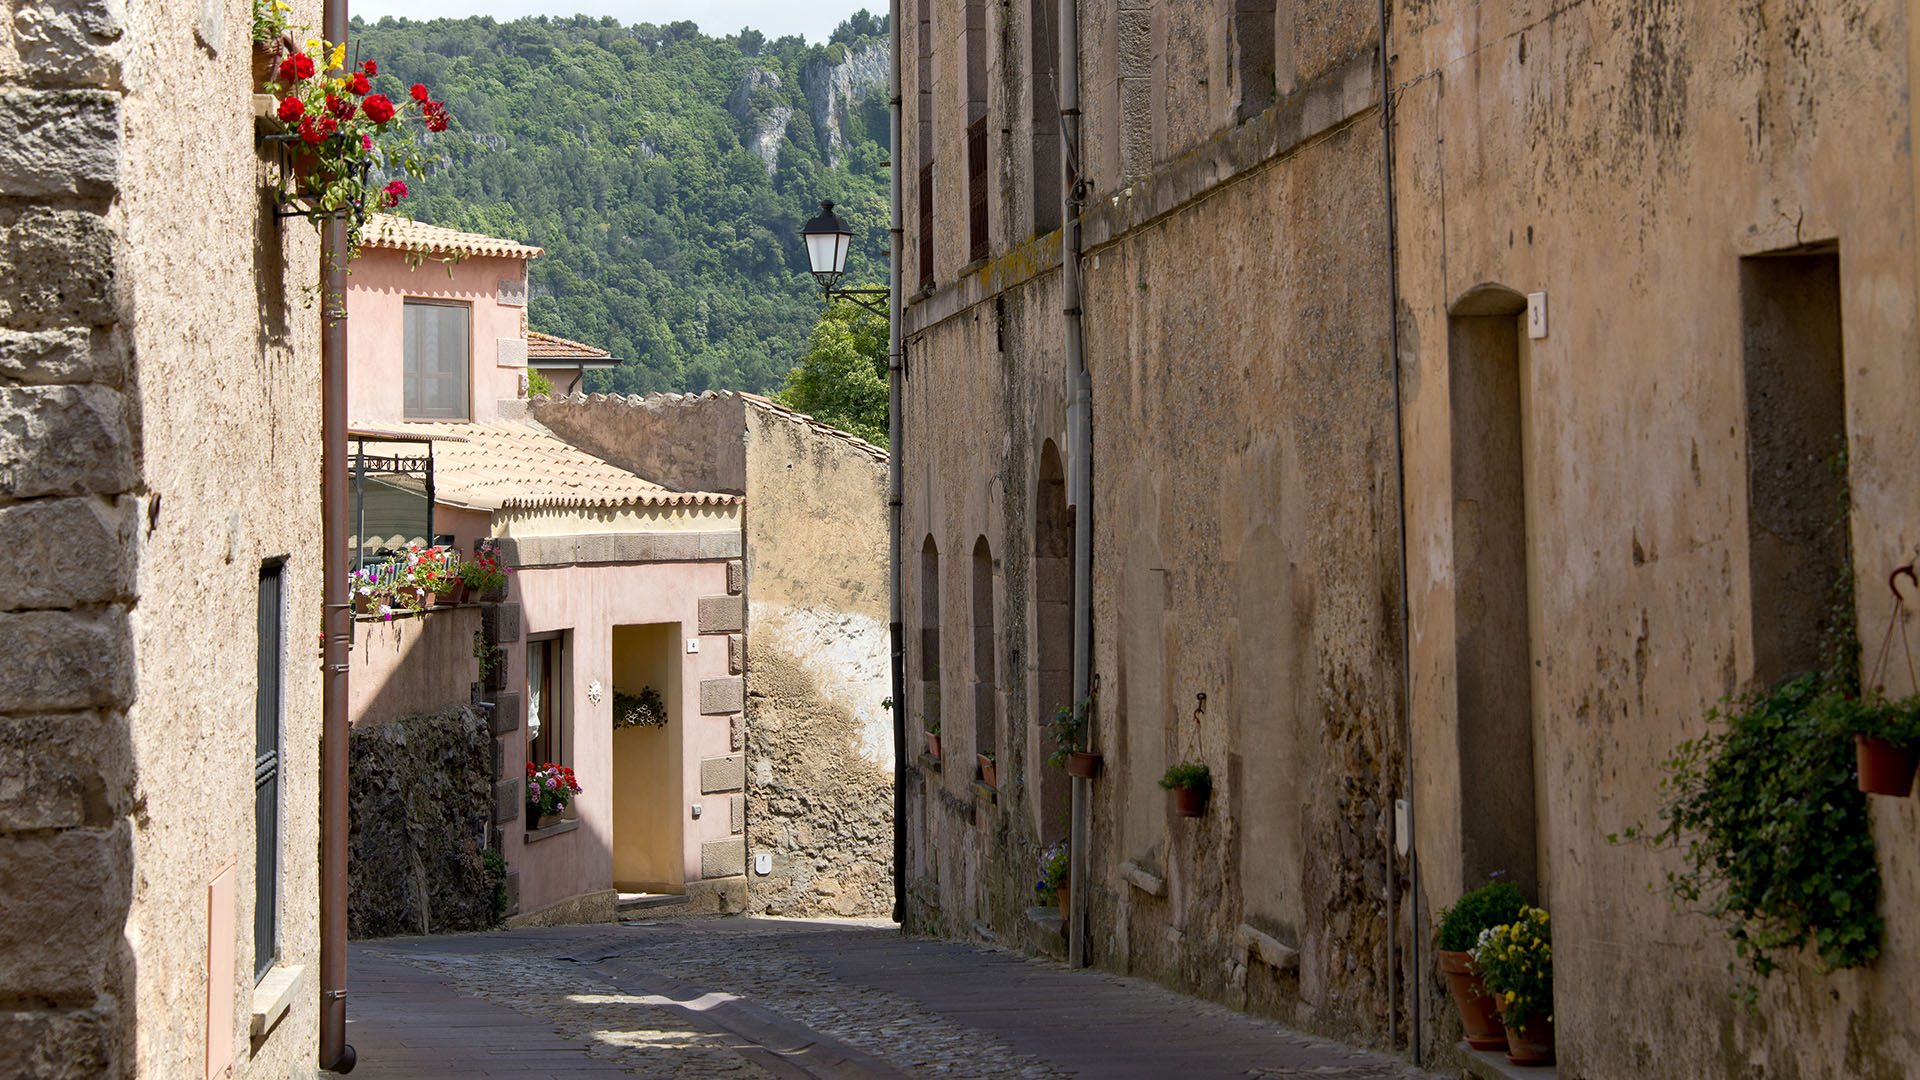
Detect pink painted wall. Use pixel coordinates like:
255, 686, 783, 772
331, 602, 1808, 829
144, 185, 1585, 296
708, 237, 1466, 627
505, 560, 734, 916
347, 248, 530, 424
348, 606, 482, 729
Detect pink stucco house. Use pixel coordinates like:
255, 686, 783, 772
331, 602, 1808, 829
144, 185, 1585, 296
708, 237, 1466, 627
344, 216, 756, 924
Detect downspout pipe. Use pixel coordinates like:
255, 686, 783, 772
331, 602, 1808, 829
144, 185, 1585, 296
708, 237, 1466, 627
1060, 0, 1092, 970
1376, 0, 1421, 1063
888, 0, 908, 925
319, 0, 355, 1072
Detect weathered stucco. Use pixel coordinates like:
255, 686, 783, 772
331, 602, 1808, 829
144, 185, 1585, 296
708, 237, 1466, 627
901, 0, 1403, 1047
1392, 0, 1920, 1074
1, 0, 325, 1076
530, 391, 894, 918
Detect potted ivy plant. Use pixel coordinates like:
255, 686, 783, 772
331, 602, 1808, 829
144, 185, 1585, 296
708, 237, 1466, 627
1047, 698, 1100, 778
925, 719, 941, 762
1160, 761, 1210, 817
1471, 907, 1554, 1066
1033, 840, 1070, 918
1435, 877, 1527, 1051
977, 751, 997, 789
1825, 691, 1920, 796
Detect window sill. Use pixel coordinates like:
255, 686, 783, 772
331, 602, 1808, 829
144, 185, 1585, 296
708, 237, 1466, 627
250, 963, 303, 1039
525, 817, 580, 843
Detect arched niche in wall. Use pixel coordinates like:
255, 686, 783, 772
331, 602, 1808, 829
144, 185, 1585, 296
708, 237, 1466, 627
1446, 283, 1540, 901
920, 535, 942, 741
1033, 441, 1072, 845
972, 537, 999, 770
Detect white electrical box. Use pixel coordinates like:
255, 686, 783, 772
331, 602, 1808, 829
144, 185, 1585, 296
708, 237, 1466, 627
1395, 800, 1411, 856
1526, 291, 1549, 339
754, 853, 773, 875
686, 638, 700, 654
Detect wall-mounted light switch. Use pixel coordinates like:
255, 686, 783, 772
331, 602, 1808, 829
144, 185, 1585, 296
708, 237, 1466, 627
1527, 292, 1548, 339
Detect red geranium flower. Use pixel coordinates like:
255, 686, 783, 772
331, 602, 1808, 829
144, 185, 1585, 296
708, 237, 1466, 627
325, 94, 356, 120
276, 96, 305, 121
348, 72, 371, 95
298, 116, 325, 144
361, 93, 395, 123
362, 59, 378, 76
410, 83, 430, 102
279, 52, 316, 81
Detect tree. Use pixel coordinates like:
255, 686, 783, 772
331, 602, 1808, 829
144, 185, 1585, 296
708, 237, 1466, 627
774, 300, 888, 447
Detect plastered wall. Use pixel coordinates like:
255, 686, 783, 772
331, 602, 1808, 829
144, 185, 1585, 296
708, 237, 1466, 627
1392, 1, 1920, 1074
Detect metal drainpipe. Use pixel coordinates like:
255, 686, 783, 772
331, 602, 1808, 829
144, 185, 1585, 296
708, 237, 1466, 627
1060, 0, 1092, 970
888, 0, 908, 926
318, 0, 356, 1072
1375, 0, 1422, 1064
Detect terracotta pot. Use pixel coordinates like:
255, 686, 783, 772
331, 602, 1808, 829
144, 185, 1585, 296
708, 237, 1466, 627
927, 732, 942, 760
1856, 734, 1918, 796
1438, 949, 1507, 1051
251, 41, 280, 93
352, 591, 377, 616
978, 754, 997, 789
1170, 785, 1208, 818
1056, 881, 1071, 920
1066, 751, 1102, 779
435, 581, 469, 605
1503, 1011, 1554, 1066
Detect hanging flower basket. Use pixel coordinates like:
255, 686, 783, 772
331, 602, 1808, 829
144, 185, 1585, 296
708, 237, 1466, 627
1855, 734, 1918, 796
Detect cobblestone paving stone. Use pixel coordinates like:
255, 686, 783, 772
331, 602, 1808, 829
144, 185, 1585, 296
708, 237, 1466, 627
355, 917, 1442, 1080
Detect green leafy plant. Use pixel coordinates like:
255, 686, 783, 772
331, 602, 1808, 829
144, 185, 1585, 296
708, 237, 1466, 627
1158, 761, 1211, 795
1046, 697, 1090, 767
1437, 877, 1528, 954
527, 368, 555, 397
1825, 691, 1920, 747
1470, 907, 1553, 1030
1033, 840, 1069, 895
472, 630, 501, 682
925, 719, 939, 735
1627, 674, 1883, 1001
613, 686, 668, 728
251, 0, 297, 45
482, 847, 508, 922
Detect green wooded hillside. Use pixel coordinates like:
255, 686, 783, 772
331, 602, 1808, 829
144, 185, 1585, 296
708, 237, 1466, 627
349, 12, 891, 395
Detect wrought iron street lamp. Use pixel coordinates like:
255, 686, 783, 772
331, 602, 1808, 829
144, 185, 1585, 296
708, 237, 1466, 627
801, 200, 888, 316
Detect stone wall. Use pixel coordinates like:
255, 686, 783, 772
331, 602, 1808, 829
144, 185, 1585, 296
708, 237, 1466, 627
1, 0, 325, 1076
348, 706, 500, 938
899, 0, 1405, 1050
1391, 0, 1920, 1075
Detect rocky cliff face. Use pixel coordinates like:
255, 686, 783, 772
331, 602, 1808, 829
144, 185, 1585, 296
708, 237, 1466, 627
803, 43, 889, 169
728, 67, 791, 176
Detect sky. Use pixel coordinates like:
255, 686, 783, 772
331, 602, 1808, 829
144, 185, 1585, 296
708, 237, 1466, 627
349, 1, 875, 44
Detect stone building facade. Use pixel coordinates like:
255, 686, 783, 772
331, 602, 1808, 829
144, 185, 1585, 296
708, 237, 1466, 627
533, 390, 894, 918
1392, 1, 1920, 1075
2, 0, 324, 1076
900, 0, 1920, 1075
898, 0, 1404, 1042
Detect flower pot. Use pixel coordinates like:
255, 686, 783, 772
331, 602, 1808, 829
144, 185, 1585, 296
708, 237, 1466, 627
1066, 751, 1102, 779
978, 754, 997, 789
352, 591, 378, 616
435, 581, 469, 605
1502, 1011, 1554, 1066
1170, 785, 1208, 818
1056, 881, 1071, 920
1855, 734, 1917, 796
1437, 949, 1507, 1051
927, 732, 942, 761
251, 41, 281, 93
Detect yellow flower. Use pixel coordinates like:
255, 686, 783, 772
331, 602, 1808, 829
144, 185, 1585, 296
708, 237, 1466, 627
329, 43, 346, 70
305, 37, 320, 51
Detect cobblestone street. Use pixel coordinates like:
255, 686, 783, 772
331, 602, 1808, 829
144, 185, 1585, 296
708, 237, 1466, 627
343, 917, 1441, 1079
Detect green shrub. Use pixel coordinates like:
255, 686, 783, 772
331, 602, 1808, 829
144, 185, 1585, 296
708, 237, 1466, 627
1437, 878, 1528, 953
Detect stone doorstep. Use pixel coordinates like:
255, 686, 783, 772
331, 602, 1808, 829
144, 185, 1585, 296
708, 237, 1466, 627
616, 893, 691, 913
250, 963, 302, 1038
1460, 1043, 1557, 1080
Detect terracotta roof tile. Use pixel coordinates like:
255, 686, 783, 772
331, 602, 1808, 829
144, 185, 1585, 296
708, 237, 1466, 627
363, 420, 737, 511
362, 214, 544, 260
527, 330, 612, 360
